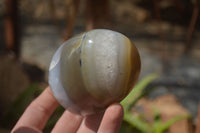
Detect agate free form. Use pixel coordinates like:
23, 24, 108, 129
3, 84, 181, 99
49, 29, 141, 115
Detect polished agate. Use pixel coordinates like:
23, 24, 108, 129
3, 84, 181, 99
49, 29, 141, 115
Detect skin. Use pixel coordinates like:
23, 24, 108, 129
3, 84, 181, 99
11, 87, 124, 133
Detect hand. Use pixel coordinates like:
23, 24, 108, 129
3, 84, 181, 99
11, 87, 124, 133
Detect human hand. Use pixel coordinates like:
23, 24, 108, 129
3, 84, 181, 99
11, 87, 124, 133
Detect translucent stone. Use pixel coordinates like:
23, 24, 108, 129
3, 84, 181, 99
49, 29, 141, 115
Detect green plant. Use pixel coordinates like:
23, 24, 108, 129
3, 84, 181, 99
1, 84, 42, 128
120, 74, 190, 133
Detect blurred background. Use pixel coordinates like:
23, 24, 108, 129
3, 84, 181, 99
0, 0, 200, 132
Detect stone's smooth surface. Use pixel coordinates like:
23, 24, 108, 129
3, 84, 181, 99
49, 29, 141, 115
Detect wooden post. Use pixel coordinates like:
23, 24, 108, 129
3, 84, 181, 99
85, 0, 111, 30
63, 0, 80, 41
184, 0, 199, 54
5, 0, 20, 57
152, 0, 169, 75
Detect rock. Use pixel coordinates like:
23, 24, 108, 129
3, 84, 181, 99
0, 55, 29, 116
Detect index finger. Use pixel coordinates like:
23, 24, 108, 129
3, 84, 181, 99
12, 87, 59, 133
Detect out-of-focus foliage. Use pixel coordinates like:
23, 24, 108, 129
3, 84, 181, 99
120, 74, 190, 133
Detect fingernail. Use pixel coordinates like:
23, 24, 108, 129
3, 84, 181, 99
12, 126, 42, 133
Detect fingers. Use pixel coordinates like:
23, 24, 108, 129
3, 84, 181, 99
76, 112, 104, 133
52, 110, 83, 133
76, 103, 123, 133
98, 103, 124, 133
52, 104, 123, 133
12, 87, 59, 133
